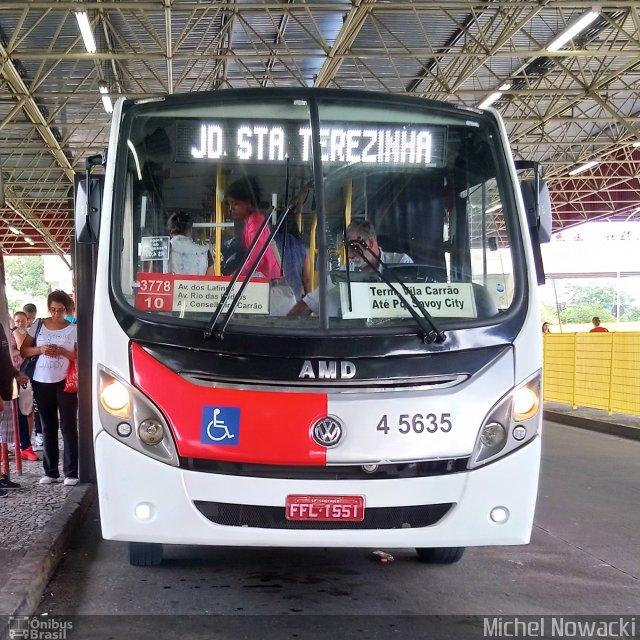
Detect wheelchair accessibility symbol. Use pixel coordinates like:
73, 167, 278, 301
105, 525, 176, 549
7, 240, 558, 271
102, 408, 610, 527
201, 406, 240, 446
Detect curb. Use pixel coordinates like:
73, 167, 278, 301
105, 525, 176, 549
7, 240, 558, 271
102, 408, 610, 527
544, 410, 640, 441
0, 483, 95, 633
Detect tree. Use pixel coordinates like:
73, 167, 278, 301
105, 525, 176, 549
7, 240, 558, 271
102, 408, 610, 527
559, 304, 614, 324
540, 302, 559, 324
563, 283, 635, 312
4, 256, 49, 299
561, 282, 640, 321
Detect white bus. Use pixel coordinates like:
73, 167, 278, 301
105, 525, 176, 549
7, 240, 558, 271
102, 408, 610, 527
75, 88, 551, 566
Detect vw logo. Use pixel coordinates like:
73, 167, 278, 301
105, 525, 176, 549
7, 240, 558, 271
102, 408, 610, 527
311, 416, 344, 448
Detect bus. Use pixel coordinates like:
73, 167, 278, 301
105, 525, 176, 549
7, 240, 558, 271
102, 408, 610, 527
75, 88, 551, 566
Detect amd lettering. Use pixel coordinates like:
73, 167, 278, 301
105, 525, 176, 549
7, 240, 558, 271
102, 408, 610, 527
298, 360, 357, 380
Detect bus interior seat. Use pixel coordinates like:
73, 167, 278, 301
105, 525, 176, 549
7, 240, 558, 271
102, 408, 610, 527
472, 283, 499, 317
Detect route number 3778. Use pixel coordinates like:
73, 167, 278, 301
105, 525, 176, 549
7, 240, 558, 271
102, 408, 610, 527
376, 413, 453, 435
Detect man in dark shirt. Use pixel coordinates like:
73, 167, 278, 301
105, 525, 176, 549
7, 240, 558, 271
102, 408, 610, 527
0, 323, 17, 409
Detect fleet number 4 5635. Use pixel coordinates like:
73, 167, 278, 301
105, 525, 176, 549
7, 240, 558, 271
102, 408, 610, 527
376, 413, 452, 435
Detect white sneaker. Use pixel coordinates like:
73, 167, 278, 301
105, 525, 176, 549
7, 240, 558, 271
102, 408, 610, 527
63, 477, 79, 486
39, 476, 58, 485
33, 433, 44, 447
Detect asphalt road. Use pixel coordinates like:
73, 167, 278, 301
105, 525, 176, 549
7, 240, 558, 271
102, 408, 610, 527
35, 421, 640, 639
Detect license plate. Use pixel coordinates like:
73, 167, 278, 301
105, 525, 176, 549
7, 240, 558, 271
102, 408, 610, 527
285, 495, 365, 522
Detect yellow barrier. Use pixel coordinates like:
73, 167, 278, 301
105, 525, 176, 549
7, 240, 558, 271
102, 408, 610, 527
543, 332, 640, 416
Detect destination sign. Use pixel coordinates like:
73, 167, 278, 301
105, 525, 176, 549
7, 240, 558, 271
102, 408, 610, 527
135, 273, 270, 315
175, 120, 446, 166
339, 282, 477, 319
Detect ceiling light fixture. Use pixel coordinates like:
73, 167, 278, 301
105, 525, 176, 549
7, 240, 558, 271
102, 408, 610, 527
498, 82, 512, 91
75, 11, 96, 53
8, 226, 21, 234
632, 141, 640, 148
478, 92, 503, 110
568, 159, 600, 176
547, 10, 600, 52
99, 81, 113, 114
24, 236, 35, 246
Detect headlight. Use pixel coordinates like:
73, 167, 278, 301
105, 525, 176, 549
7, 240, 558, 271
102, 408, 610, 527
479, 422, 507, 448
513, 386, 539, 421
469, 372, 541, 469
138, 419, 164, 446
101, 380, 130, 417
97, 366, 179, 466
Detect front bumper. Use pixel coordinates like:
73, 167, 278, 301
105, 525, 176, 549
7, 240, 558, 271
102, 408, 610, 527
96, 430, 540, 548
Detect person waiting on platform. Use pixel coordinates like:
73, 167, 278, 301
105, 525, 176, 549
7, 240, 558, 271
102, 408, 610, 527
590, 316, 609, 332
1, 323, 29, 494
9, 311, 38, 462
288, 220, 412, 317
542, 322, 550, 334
20, 290, 79, 486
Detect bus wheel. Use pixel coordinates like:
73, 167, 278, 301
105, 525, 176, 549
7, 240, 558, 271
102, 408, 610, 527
415, 547, 465, 564
129, 542, 163, 566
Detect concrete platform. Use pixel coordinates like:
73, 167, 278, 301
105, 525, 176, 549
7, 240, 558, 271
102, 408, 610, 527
0, 458, 94, 638
544, 401, 640, 441
0, 402, 638, 632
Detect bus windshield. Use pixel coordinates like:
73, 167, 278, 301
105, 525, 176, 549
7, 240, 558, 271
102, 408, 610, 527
116, 92, 522, 335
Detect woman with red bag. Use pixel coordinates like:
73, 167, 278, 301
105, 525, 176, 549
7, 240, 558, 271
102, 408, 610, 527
20, 290, 79, 486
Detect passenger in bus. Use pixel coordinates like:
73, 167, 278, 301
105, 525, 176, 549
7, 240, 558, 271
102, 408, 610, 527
226, 178, 281, 280
166, 211, 214, 276
274, 217, 312, 300
288, 220, 412, 316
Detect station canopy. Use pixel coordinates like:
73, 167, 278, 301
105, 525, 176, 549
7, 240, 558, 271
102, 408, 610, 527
1, 0, 639, 258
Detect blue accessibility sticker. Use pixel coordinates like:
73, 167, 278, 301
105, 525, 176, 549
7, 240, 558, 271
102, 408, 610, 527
201, 406, 240, 446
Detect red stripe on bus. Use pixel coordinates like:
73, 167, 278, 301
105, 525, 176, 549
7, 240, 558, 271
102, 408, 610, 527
130, 343, 328, 465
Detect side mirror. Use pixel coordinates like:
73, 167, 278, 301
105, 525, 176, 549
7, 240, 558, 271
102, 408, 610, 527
75, 153, 106, 244
515, 161, 551, 285
520, 178, 552, 244
75, 175, 104, 244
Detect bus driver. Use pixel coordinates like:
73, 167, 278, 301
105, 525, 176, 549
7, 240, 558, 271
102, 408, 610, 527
288, 220, 412, 317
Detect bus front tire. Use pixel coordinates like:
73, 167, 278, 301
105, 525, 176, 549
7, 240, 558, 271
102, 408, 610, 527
415, 546, 465, 564
129, 542, 163, 566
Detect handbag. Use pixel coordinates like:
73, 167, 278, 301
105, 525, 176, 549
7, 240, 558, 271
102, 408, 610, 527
19, 318, 43, 379
64, 357, 78, 394
18, 382, 34, 415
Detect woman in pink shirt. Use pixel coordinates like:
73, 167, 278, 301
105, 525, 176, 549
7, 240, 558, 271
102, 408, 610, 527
226, 178, 280, 280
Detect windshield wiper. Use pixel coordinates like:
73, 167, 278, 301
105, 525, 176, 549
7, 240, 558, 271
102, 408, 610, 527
347, 240, 446, 344
205, 206, 292, 341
